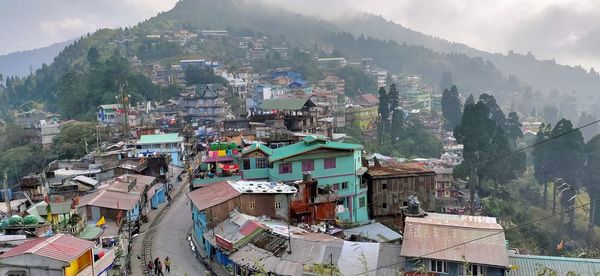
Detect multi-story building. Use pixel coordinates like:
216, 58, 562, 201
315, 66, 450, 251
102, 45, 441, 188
179, 84, 226, 125
240, 135, 369, 224
135, 133, 184, 167
363, 162, 436, 217
345, 105, 378, 132
433, 167, 454, 199
97, 104, 123, 125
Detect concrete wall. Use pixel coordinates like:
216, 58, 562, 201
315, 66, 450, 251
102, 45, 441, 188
0, 254, 66, 276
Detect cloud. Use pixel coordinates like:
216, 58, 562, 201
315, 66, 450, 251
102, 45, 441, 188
40, 17, 86, 34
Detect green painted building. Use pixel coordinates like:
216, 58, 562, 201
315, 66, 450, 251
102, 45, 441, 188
241, 135, 369, 224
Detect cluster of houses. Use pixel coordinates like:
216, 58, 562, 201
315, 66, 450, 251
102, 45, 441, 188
0, 132, 180, 275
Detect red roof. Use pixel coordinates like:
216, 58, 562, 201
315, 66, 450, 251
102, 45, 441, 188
0, 234, 94, 263
187, 181, 241, 211
239, 220, 263, 236
354, 93, 379, 107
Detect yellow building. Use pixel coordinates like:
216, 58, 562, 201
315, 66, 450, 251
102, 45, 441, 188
0, 233, 95, 276
345, 105, 378, 131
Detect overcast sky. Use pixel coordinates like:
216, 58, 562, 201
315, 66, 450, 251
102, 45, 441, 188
1, 0, 599, 70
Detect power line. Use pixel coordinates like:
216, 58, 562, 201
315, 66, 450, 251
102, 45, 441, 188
474, 118, 600, 169
352, 119, 600, 275
354, 198, 600, 275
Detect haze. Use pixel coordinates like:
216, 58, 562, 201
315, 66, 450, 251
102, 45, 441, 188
1, 0, 599, 70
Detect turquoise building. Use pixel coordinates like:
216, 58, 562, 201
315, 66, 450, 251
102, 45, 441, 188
135, 133, 184, 167
241, 135, 369, 224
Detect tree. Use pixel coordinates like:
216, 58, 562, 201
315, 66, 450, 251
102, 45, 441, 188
184, 65, 227, 86
391, 109, 405, 139
86, 47, 100, 65
546, 119, 585, 229
578, 112, 600, 142
441, 85, 462, 129
532, 123, 552, 209
388, 83, 399, 112
465, 94, 475, 106
479, 93, 505, 129
52, 122, 97, 159
377, 87, 389, 133
584, 134, 600, 227
505, 111, 523, 149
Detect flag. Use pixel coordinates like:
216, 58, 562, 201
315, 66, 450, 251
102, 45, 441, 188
556, 240, 564, 251
96, 216, 106, 226
46, 203, 53, 224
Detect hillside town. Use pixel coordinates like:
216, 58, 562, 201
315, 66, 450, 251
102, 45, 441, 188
2, 1, 600, 275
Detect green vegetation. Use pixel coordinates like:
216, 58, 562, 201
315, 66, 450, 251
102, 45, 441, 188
441, 85, 462, 129
0, 124, 46, 181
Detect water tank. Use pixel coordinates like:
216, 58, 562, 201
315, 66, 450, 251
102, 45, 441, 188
8, 215, 23, 225
24, 215, 39, 225
407, 195, 421, 215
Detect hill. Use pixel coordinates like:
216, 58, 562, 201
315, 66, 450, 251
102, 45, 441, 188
0, 40, 74, 78
332, 13, 600, 101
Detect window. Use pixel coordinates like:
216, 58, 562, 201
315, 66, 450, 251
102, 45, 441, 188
382, 181, 387, 190
337, 198, 346, 207
324, 158, 336, 169
341, 182, 348, 190
279, 163, 292, 174
302, 160, 315, 172
459, 264, 486, 276
275, 201, 282, 209
255, 158, 269, 169
332, 183, 340, 190
429, 260, 448, 273
249, 202, 256, 209
382, 202, 387, 208
243, 158, 251, 170
359, 196, 366, 208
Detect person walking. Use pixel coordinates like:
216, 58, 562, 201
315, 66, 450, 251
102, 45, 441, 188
147, 261, 154, 276
154, 257, 160, 275
157, 260, 165, 276
164, 256, 171, 273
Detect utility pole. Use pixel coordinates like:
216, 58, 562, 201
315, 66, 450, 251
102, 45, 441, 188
3, 172, 11, 217
552, 181, 557, 214
469, 163, 476, 216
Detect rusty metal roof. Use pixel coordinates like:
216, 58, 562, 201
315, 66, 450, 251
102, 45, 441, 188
401, 213, 509, 268
0, 234, 94, 263
78, 189, 139, 211
366, 163, 434, 177
187, 181, 241, 211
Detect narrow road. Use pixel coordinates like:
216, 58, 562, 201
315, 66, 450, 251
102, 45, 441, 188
152, 177, 208, 275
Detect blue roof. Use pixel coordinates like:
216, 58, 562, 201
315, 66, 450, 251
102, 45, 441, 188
508, 254, 600, 276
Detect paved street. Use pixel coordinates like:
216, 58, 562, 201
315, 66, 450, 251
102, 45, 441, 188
152, 186, 208, 275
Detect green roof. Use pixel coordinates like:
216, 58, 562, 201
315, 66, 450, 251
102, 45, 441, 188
508, 254, 600, 276
260, 98, 315, 110
99, 104, 123, 111
138, 133, 182, 144
269, 135, 362, 162
78, 225, 104, 240
242, 143, 273, 156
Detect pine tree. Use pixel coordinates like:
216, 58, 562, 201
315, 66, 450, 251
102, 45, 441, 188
532, 123, 552, 209
378, 87, 389, 133
441, 85, 463, 129
388, 83, 399, 112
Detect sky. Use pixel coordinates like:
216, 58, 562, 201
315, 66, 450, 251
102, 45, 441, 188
1, 0, 599, 70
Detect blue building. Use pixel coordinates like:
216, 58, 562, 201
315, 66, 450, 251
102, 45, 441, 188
401, 213, 509, 276
150, 184, 167, 209
135, 133, 184, 167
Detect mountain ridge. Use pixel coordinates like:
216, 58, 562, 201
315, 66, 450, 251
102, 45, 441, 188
0, 39, 74, 77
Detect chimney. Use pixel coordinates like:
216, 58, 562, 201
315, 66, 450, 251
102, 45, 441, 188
302, 172, 312, 182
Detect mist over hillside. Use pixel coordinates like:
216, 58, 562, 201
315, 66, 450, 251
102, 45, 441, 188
0, 40, 74, 78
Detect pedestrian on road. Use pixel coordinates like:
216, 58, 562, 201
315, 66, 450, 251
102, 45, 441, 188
154, 257, 160, 274
164, 256, 171, 273
147, 261, 154, 275
157, 260, 165, 276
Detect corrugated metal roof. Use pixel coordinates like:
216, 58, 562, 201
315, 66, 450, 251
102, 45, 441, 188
343, 222, 402, 243
338, 241, 380, 276
0, 234, 94, 263
137, 133, 182, 145
78, 225, 104, 240
269, 135, 362, 162
508, 254, 600, 276
187, 181, 241, 211
78, 189, 139, 211
376, 244, 404, 276
260, 98, 314, 110
242, 143, 273, 156
72, 175, 99, 186
401, 213, 509, 268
